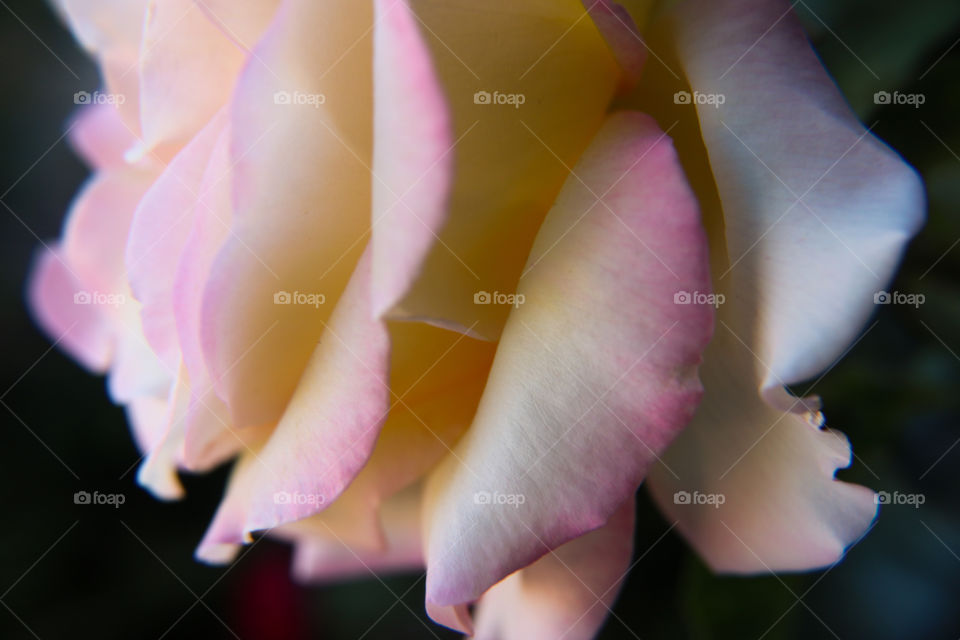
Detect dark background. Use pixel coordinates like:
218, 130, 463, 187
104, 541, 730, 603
1, 1, 958, 638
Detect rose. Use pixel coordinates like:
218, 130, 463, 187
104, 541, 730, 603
27, 0, 922, 637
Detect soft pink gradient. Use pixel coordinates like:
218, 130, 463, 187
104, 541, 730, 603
28, 0, 925, 638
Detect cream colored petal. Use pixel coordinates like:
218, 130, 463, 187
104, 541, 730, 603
200, 0, 373, 426
423, 112, 713, 615
380, 0, 621, 339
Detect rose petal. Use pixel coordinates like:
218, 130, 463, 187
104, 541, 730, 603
138, 0, 244, 150
290, 484, 425, 583
194, 0, 281, 47
200, 0, 374, 426
624, 0, 922, 574
124, 393, 169, 454
423, 112, 713, 611
28, 166, 171, 396
316, 318, 494, 524
196, 438, 391, 565
155, 120, 242, 471
54, 0, 147, 53
369, 0, 453, 320
646, 318, 878, 572
172, 121, 232, 386
170, 123, 239, 469
582, 0, 647, 91
126, 112, 227, 371
471, 499, 635, 640
244, 319, 495, 545
137, 369, 189, 500
196, 444, 264, 561
138, 363, 268, 501
68, 103, 140, 170
27, 248, 113, 372
379, 0, 621, 339
240, 250, 495, 531
52, 167, 171, 402
55, 0, 148, 135
241, 250, 391, 531
105, 303, 170, 403
62, 169, 156, 295
195, 244, 496, 554
666, 0, 924, 399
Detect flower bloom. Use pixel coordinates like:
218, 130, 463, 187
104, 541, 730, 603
29, 0, 923, 637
